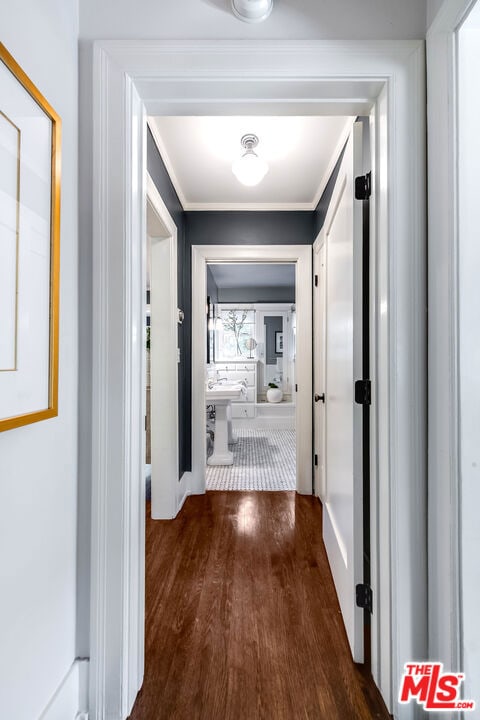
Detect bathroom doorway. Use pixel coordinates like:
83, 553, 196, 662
205, 263, 297, 491
191, 244, 313, 496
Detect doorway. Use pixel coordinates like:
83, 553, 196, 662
88, 40, 426, 720
191, 245, 312, 496
205, 263, 297, 491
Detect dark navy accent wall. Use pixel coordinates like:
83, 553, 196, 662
217, 286, 295, 303
186, 211, 313, 246
312, 145, 346, 239
147, 128, 190, 473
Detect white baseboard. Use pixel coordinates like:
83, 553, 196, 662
177, 472, 192, 514
40, 658, 89, 720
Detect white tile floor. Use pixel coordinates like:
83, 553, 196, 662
206, 428, 296, 491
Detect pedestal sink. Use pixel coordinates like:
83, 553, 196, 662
206, 383, 245, 466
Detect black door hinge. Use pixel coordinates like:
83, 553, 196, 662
314, 274, 318, 287
356, 583, 373, 613
295, 383, 298, 392
355, 172, 372, 201
355, 379, 371, 405
314, 453, 318, 467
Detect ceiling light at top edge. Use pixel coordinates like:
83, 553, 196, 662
231, 0, 273, 23
232, 134, 269, 187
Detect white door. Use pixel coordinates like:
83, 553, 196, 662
316, 123, 364, 662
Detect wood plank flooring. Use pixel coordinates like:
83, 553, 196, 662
129, 492, 391, 720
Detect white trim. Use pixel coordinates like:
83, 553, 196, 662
425, 0, 473, 678
146, 174, 186, 519
177, 473, 192, 513
90, 47, 146, 720
313, 234, 326, 500
182, 202, 315, 211
88, 39, 426, 720
192, 244, 312, 495
428, 0, 477, 32
39, 660, 89, 720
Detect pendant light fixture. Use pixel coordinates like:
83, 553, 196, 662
231, 0, 273, 23
232, 134, 269, 187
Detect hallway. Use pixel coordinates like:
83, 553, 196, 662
129, 492, 390, 720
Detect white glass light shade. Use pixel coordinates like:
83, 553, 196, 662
232, 150, 269, 187
231, 0, 273, 23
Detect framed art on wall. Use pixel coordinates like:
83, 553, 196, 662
0, 43, 61, 432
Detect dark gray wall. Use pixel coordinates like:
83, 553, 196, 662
312, 144, 346, 239
147, 128, 190, 473
265, 316, 283, 364
217, 286, 295, 303
185, 211, 313, 246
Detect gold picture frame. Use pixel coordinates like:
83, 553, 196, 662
0, 43, 61, 432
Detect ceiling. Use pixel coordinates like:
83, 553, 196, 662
148, 115, 352, 211
209, 263, 295, 290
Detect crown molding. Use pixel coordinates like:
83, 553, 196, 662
183, 202, 315, 212
147, 118, 188, 210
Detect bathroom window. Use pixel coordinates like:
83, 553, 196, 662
216, 307, 256, 360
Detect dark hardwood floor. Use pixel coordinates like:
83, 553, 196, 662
129, 492, 391, 720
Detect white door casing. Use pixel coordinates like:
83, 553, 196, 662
87, 40, 426, 719
426, 0, 479, 685
146, 174, 188, 520
319, 124, 364, 662
191, 245, 312, 495
313, 241, 326, 499
457, 7, 480, 704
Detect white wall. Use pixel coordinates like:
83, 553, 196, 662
79, 0, 426, 40
0, 1, 79, 718
427, 0, 445, 26
458, 19, 480, 705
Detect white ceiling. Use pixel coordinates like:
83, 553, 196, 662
148, 115, 353, 210
209, 263, 295, 289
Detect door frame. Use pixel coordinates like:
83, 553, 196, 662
146, 174, 188, 519
313, 241, 326, 499
87, 39, 426, 719
191, 245, 312, 495
426, 0, 479, 686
